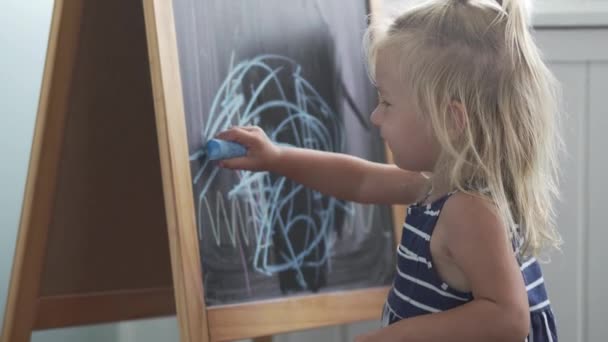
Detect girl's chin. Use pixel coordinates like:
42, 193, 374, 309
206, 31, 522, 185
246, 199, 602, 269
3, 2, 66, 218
393, 158, 430, 173
393, 158, 414, 170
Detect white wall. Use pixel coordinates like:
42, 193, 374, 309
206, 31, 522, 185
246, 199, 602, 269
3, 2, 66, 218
535, 28, 608, 342
380, 0, 608, 26
0, 1, 118, 341
533, 0, 608, 26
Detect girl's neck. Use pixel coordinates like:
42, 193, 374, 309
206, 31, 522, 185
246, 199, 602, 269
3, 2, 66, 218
420, 174, 452, 205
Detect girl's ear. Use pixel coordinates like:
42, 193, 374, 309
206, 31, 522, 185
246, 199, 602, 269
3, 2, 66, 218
448, 100, 468, 134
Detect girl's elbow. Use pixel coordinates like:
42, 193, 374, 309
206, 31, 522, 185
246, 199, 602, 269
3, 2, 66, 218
502, 304, 530, 341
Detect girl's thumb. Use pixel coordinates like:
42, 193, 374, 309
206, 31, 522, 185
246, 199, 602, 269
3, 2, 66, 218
219, 156, 251, 170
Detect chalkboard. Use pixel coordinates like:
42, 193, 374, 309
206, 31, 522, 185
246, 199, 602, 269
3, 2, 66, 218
172, 0, 396, 307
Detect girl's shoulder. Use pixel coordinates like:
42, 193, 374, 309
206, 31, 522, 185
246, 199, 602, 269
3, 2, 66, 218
436, 190, 507, 248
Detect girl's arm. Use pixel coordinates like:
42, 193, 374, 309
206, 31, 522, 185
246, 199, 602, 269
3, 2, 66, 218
270, 146, 428, 204
357, 192, 530, 342
216, 126, 429, 204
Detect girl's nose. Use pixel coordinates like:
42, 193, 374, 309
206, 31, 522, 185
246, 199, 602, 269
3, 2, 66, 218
370, 106, 382, 126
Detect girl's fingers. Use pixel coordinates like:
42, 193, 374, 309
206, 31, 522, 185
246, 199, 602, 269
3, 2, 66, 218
216, 127, 247, 144
215, 126, 264, 149
219, 156, 252, 170
240, 125, 262, 132
240, 126, 266, 138
232, 127, 257, 146
215, 131, 230, 140
215, 127, 239, 140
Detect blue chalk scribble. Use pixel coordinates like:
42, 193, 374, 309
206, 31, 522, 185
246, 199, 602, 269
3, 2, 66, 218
189, 54, 377, 291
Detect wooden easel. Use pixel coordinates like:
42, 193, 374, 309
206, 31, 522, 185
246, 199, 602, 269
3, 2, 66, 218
1, 0, 405, 341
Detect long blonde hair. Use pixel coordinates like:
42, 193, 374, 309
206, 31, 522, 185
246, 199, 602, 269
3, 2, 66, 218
364, 0, 563, 257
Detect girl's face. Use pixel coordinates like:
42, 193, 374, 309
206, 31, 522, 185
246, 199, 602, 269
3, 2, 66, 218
370, 48, 441, 172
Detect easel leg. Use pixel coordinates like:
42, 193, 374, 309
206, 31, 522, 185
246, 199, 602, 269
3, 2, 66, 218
0, 0, 84, 341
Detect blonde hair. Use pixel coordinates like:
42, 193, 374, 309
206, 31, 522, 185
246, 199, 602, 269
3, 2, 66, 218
364, 0, 564, 257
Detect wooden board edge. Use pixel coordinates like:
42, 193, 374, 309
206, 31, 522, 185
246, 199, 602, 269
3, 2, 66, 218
208, 286, 390, 341
142, 1, 209, 342
1, 1, 84, 341
33, 287, 175, 329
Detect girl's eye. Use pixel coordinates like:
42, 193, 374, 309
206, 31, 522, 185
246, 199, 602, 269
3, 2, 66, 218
377, 90, 391, 108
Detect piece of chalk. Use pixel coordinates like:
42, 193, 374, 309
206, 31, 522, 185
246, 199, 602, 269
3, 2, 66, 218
205, 138, 248, 161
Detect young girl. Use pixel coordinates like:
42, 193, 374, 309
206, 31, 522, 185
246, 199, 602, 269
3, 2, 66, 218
216, 0, 561, 340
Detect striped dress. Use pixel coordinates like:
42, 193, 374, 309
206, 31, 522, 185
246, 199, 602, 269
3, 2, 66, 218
381, 191, 558, 341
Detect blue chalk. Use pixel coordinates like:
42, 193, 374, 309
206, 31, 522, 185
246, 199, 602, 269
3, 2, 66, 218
205, 138, 248, 161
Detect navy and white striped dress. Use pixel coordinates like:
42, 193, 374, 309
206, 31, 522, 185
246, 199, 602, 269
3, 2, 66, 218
381, 191, 558, 341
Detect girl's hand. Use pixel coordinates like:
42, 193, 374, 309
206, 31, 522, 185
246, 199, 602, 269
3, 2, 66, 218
214, 126, 282, 172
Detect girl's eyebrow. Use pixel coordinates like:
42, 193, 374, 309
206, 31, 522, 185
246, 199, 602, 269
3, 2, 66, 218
375, 85, 390, 98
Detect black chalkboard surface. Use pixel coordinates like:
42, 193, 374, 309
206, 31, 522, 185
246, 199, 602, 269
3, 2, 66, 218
172, 0, 395, 307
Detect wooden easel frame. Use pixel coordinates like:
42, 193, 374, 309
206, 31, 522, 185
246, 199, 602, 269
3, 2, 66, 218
1, 0, 404, 341
2, 1, 176, 341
